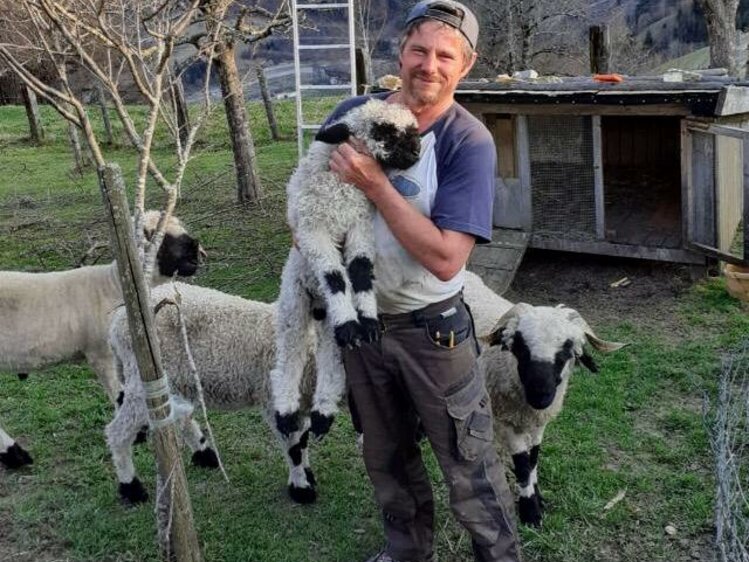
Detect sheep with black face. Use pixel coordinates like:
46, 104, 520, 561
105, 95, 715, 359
0, 211, 202, 469
480, 303, 626, 526
271, 99, 421, 439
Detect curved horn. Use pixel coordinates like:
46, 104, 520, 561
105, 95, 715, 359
565, 309, 628, 353
479, 302, 534, 345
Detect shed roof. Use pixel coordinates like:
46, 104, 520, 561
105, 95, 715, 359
454, 77, 749, 117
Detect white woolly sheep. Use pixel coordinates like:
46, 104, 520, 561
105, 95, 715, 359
271, 98, 421, 439
476, 294, 626, 526
0, 211, 202, 469
349, 271, 625, 526
105, 282, 333, 505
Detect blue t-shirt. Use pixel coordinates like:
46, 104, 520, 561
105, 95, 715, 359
322, 94, 496, 312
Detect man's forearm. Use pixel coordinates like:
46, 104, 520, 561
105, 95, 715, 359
368, 179, 474, 282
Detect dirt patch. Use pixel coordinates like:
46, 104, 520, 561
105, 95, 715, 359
504, 249, 703, 334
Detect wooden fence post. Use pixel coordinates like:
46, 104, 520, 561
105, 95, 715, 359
98, 163, 202, 562
589, 25, 611, 74
256, 62, 280, 141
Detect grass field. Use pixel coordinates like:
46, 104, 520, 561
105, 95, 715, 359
0, 99, 747, 562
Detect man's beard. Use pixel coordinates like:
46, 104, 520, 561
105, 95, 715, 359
408, 72, 443, 104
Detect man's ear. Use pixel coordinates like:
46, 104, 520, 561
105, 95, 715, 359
315, 123, 351, 144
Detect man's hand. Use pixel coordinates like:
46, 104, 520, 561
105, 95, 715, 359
329, 142, 390, 200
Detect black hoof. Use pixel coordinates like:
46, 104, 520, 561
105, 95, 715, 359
0, 443, 33, 469
192, 448, 219, 469
119, 477, 149, 505
518, 495, 543, 527
288, 483, 317, 504
275, 411, 300, 437
134, 426, 149, 445
17, 373, 29, 381
357, 315, 381, 343
310, 411, 334, 439
334, 320, 361, 348
304, 467, 316, 487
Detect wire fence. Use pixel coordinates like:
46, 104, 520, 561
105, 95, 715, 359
705, 340, 749, 562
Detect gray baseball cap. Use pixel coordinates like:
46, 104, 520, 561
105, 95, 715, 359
405, 0, 479, 50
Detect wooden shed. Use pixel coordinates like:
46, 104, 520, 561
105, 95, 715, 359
455, 77, 749, 292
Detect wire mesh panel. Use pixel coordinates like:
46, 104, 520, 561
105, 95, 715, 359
528, 115, 596, 240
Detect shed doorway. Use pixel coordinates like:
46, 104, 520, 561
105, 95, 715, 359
601, 116, 682, 248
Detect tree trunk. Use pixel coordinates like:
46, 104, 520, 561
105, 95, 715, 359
96, 83, 115, 145
255, 62, 279, 141
67, 121, 88, 174
215, 43, 262, 204
171, 75, 190, 149
98, 163, 202, 562
698, 0, 739, 76
21, 85, 44, 144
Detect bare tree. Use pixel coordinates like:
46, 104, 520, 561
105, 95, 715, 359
696, 0, 739, 76
606, 8, 659, 75
180, 0, 291, 204
354, 0, 389, 85
0, 1, 223, 558
473, 0, 589, 75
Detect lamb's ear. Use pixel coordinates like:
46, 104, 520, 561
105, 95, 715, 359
578, 350, 599, 373
315, 123, 351, 144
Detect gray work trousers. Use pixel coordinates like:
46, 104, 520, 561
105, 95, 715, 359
343, 292, 521, 562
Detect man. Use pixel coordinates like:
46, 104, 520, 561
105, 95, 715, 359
325, 2, 522, 561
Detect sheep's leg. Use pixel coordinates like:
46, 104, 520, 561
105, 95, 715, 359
178, 416, 219, 469
500, 425, 543, 526
105, 382, 149, 504
296, 230, 360, 348
271, 249, 315, 436
265, 412, 317, 504
308, 322, 346, 439
342, 215, 379, 343
529, 427, 546, 509
86, 348, 122, 405
0, 424, 32, 468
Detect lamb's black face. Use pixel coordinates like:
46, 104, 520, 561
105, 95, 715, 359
370, 122, 421, 170
156, 233, 201, 277
512, 333, 575, 410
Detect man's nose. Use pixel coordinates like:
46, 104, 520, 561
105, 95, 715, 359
420, 51, 438, 73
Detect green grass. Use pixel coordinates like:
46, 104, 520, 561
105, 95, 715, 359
0, 100, 745, 561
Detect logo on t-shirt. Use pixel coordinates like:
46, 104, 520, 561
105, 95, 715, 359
391, 174, 421, 197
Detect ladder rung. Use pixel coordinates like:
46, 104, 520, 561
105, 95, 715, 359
296, 3, 348, 9
299, 84, 352, 90
298, 44, 350, 50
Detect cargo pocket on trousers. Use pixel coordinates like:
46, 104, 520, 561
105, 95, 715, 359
444, 369, 494, 462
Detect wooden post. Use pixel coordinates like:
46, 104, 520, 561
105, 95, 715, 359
98, 163, 202, 562
355, 48, 369, 95
21, 84, 44, 144
589, 25, 611, 75
96, 83, 115, 145
256, 62, 279, 141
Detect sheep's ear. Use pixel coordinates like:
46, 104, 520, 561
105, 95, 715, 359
578, 351, 599, 373
315, 123, 351, 144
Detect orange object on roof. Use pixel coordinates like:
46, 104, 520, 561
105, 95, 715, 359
593, 73, 624, 83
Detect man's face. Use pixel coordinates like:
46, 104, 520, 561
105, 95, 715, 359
399, 20, 474, 106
